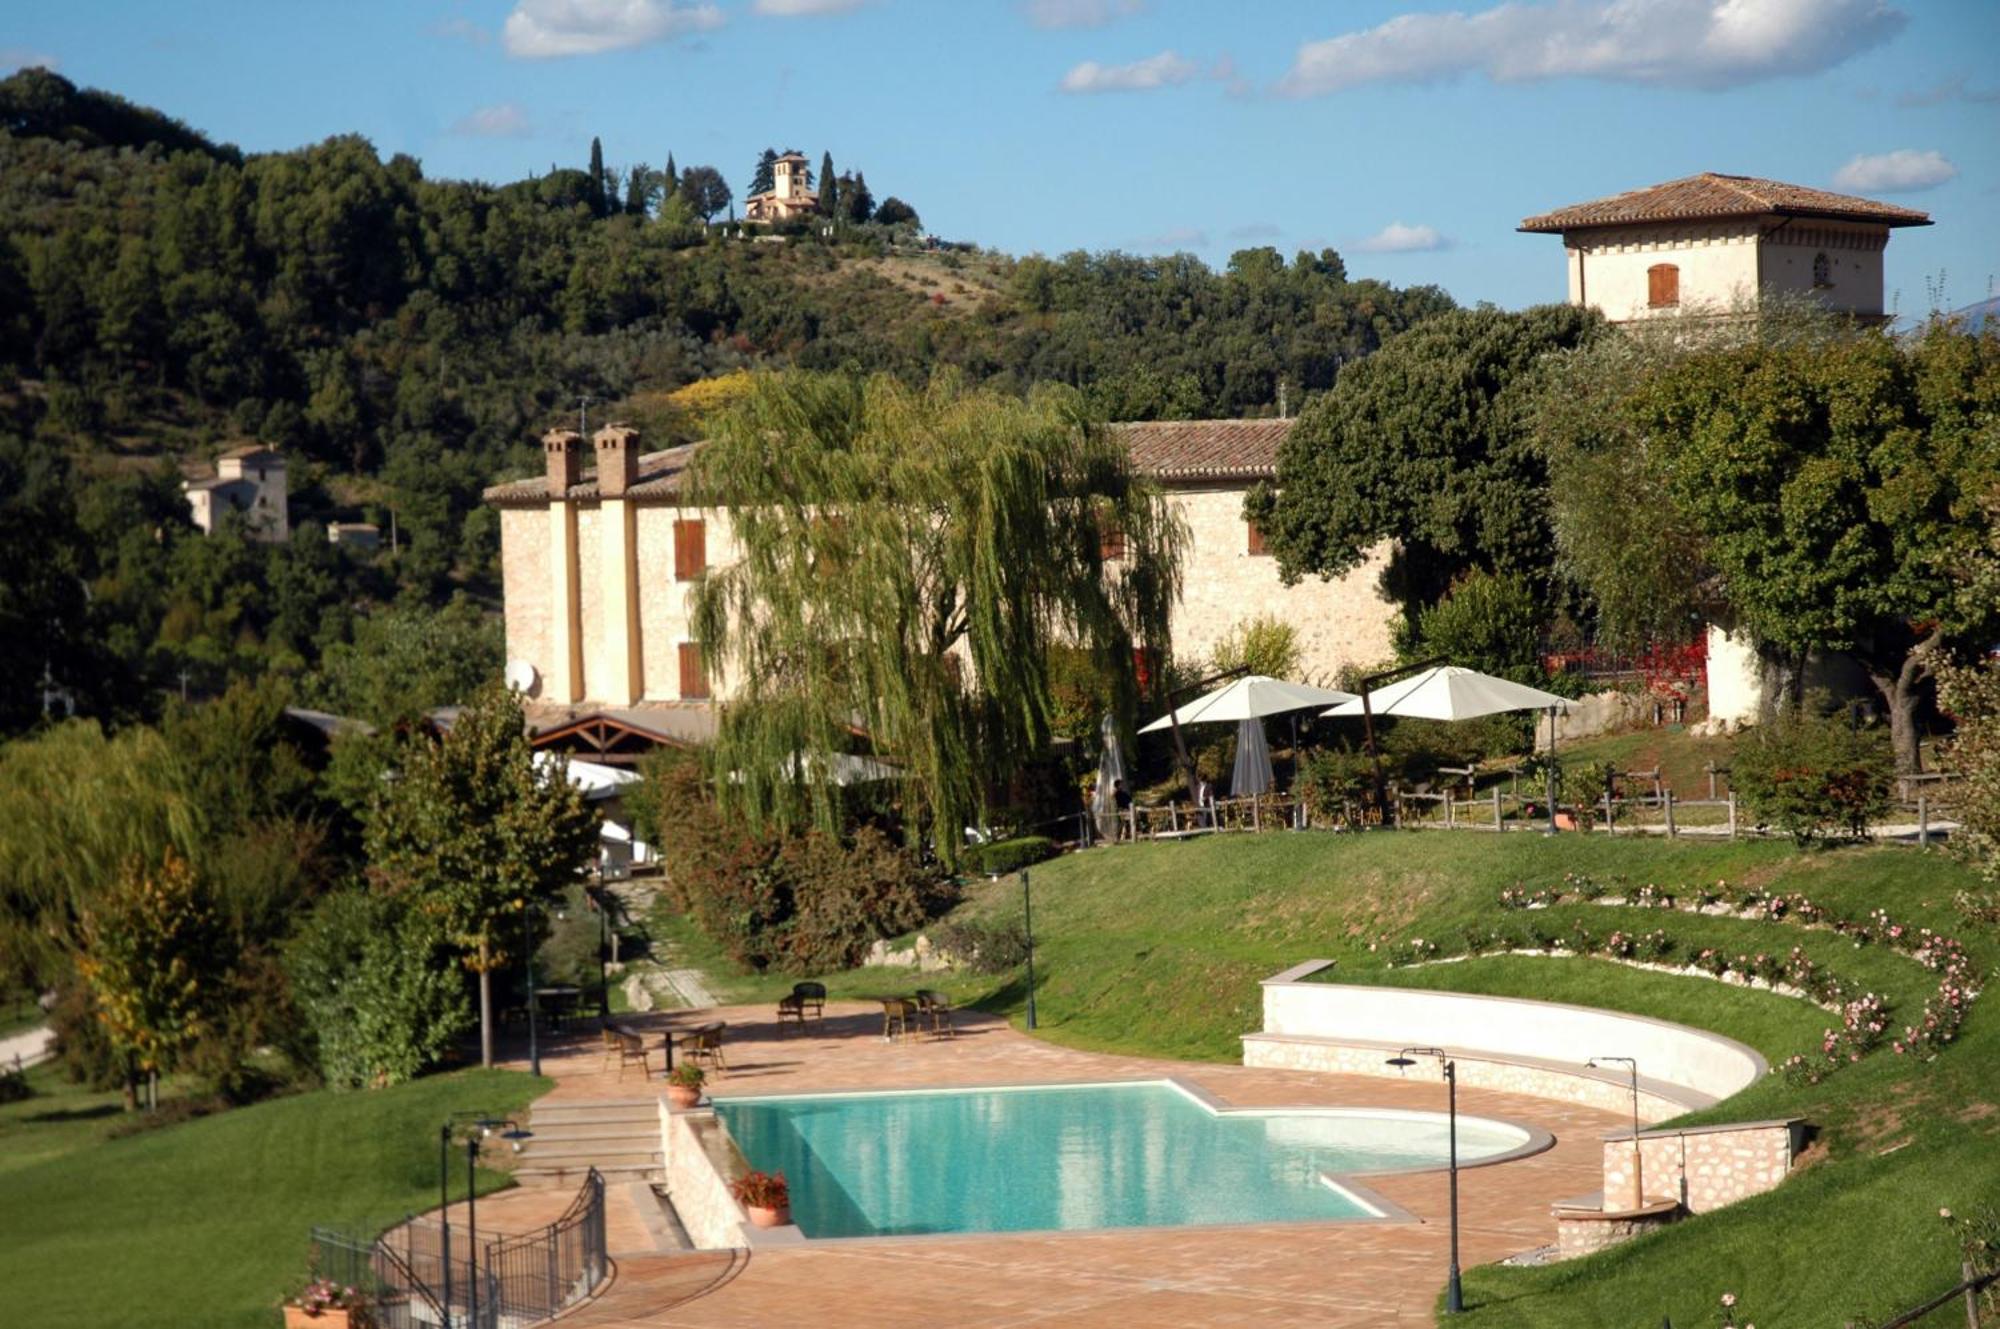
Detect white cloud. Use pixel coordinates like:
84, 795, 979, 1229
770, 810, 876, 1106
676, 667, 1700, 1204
1356, 222, 1449, 254
451, 103, 533, 138
503, 0, 724, 58
1060, 50, 1196, 94
1278, 0, 1906, 97
754, 0, 865, 15
1133, 226, 1210, 251
1022, 0, 1143, 29
1832, 149, 1957, 194
2, 47, 60, 73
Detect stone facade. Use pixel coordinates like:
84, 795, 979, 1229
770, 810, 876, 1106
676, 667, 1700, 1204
487, 421, 1399, 710
659, 1100, 750, 1249
185, 444, 289, 542
1603, 1119, 1803, 1215
1553, 1199, 1680, 1259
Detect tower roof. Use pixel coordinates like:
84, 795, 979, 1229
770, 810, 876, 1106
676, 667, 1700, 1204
1519, 173, 1932, 233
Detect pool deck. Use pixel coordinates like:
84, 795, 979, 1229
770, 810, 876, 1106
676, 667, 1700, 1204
472, 1002, 1623, 1326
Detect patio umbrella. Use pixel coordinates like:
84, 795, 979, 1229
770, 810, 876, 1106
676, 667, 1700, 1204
1230, 717, 1275, 797
1091, 713, 1128, 843
1138, 675, 1357, 733
1323, 665, 1574, 831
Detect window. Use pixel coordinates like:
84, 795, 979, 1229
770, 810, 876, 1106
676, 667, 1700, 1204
677, 642, 709, 699
1098, 516, 1127, 562
674, 518, 706, 581
1246, 520, 1270, 557
1647, 263, 1680, 309
1812, 252, 1832, 288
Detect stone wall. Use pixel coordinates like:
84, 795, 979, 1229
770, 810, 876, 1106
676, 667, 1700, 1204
1603, 1119, 1803, 1214
500, 507, 553, 694
1166, 486, 1395, 681
1553, 1199, 1680, 1259
658, 1100, 747, 1249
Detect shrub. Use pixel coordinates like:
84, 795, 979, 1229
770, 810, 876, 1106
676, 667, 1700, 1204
1414, 570, 1545, 682
0, 1064, 30, 1104
1299, 748, 1373, 820
927, 917, 1031, 974
285, 889, 471, 1089
1210, 614, 1302, 681
1734, 702, 1894, 844
730, 1169, 789, 1209
962, 836, 1056, 877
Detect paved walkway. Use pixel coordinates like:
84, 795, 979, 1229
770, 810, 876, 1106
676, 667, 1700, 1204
471, 1003, 1618, 1326
0, 1024, 52, 1069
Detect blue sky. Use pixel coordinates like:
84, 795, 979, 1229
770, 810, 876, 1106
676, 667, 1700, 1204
6, 0, 1997, 313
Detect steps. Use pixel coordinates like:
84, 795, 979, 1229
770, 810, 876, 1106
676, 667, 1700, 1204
516, 1098, 663, 1187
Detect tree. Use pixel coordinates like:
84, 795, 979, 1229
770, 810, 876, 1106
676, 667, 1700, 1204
286, 887, 469, 1088
623, 161, 657, 217
816, 152, 836, 216
678, 165, 731, 222
306, 597, 500, 727
1940, 657, 2000, 884
874, 197, 918, 229
1413, 570, 1546, 681
690, 372, 1185, 861
1631, 316, 1999, 771
1249, 304, 1603, 617
749, 147, 777, 197
586, 137, 607, 218
840, 170, 874, 224
76, 850, 227, 1108
362, 683, 598, 1066
662, 152, 677, 200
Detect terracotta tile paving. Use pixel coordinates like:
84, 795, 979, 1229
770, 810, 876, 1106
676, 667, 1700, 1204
477, 1002, 1618, 1326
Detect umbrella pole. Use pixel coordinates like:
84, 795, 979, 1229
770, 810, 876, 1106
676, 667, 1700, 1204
1363, 690, 1384, 823
1167, 709, 1201, 808
1546, 705, 1559, 834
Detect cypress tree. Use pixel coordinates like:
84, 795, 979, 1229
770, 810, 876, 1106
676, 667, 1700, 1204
663, 153, 678, 200
816, 151, 835, 214
844, 170, 874, 223
587, 137, 607, 218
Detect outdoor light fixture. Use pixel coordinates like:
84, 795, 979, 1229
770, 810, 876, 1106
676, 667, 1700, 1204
1587, 1056, 1644, 1210
987, 868, 1038, 1030
1385, 1046, 1463, 1314
438, 1111, 531, 1327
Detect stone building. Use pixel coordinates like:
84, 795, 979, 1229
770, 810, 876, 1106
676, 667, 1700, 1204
183, 444, 289, 541
743, 152, 817, 224
1518, 172, 1930, 326
482, 420, 1396, 724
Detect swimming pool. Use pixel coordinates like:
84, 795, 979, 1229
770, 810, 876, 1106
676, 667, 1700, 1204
714, 1080, 1533, 1238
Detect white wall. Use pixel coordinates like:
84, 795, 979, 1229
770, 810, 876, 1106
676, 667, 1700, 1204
1569, 223, 1762, 323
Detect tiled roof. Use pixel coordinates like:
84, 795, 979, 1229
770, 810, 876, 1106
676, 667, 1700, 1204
1111, 419, 1292, 482
482, 444, 701, 506
484, 422, 1290, 505
1519, 173, 1932, 233
218, 443, 284, 462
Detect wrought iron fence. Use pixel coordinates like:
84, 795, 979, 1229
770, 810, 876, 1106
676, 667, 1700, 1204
310, 1167, 606, 1329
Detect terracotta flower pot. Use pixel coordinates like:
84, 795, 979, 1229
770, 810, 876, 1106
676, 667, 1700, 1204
284, 1307, 352, 1328
667, 1083, 701, 1109
746, 1203, 791, 1229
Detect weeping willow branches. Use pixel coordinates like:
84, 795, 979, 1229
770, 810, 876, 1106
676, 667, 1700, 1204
689, 372, 1185, 861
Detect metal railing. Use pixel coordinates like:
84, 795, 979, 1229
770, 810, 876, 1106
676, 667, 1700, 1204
310, 1168, 606, 1329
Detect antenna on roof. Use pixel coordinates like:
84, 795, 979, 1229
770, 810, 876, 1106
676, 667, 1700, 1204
577, 394, 594, 437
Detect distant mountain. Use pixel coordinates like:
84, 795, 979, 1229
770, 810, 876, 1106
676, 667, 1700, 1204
1946, 295, 1998, 334
0, 66, 237, 162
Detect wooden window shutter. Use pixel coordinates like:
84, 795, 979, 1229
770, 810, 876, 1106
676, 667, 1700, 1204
674, 518, 706, 582
1246, 520, 1269, 556
1648, 263, 1679, 309
1098, 515, 1127, 562
678, 642, 709, 699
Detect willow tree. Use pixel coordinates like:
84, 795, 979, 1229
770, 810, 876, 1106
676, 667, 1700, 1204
689, 372, 1185, 862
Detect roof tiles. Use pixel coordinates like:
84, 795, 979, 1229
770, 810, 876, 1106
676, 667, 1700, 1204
1519, 173, 1932, 233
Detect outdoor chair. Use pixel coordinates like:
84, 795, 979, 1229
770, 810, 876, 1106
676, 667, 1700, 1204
792, 981, 827, 1021
879, 998, 918, 1043
608, 1027, 652, 1081
776, 993, 806, 1033
915, 990, 956, 1039
685, 1023, 729, 1074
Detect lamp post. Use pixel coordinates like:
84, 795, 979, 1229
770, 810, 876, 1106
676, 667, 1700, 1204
989, 868, 1037, 1031
440, 1112, 531, 1329
1587, 1056, 1643, 1210
523, 903, 542, 1079
1386, 1046, 1462, 1314
591, 875, 612, 1020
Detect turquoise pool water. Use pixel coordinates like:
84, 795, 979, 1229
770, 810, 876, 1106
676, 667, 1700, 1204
714, 1080, 1528, 1238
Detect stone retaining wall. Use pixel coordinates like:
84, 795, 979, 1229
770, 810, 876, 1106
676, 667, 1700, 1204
1603, 1118, 1804, 1215
658, 1100, 747, 1249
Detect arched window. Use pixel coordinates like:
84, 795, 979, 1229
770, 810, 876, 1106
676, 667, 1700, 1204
1647, 263, 1680, 309
1813, 252, 1832, 287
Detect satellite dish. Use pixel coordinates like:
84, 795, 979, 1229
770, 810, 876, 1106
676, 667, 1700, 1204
504, 659, 539, 695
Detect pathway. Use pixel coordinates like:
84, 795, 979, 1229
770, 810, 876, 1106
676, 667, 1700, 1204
0, 1024, 53, 1069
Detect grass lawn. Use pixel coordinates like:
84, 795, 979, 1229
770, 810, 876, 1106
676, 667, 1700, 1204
0, 1064, 547, 1329
759, 829, 1991, 1327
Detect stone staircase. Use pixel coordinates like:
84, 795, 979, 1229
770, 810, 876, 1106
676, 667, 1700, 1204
515, 1098, 662, 1188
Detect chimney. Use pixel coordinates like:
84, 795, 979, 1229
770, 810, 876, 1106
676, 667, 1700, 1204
593, 424, 641, 499
543, 428, 583, 498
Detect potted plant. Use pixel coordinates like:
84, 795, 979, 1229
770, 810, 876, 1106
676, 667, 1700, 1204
666, 1063, 705, 1109
283, 1277, 373, 1328
731, 1169, 790, 1228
